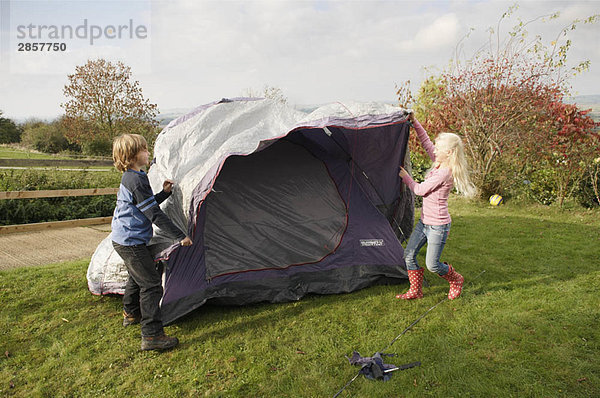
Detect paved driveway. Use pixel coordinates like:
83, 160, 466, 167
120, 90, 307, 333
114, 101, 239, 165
0, 224, 111, 270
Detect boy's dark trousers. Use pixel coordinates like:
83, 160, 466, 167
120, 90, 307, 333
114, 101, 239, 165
112, 242, 164, 337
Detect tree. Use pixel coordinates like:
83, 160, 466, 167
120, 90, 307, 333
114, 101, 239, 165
397, 77, 447, 160
587, 156, 600, 206
406, 7, 599, 198
61, 59, 158, 155
396, 78, 447, 185
0, 111, 22, 144
242, 85, 288, 104
536, 101, 599, 206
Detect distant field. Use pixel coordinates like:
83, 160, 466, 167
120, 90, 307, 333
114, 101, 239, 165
0, 145, 60, 160
571, 102, 600, 123
0, 145, 112, 162
0, 146, 114, 172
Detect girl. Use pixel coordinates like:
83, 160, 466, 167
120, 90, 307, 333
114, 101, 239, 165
396, 113, 476, 300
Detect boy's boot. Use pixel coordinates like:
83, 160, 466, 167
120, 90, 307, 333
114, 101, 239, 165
141, 334, 179, 351
396, 268, 424, 299
440, 263, 464, 300
122, 310, 141, 327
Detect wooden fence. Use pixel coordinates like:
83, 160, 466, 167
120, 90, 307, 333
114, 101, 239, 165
0, 188, 117, 200
0, 157, 117, 234
0, 188, 118, 234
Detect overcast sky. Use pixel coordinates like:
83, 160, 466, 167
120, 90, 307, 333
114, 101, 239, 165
1, 0, 599, 120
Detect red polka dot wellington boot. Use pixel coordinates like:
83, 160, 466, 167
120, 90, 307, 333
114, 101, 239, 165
440, 263, 464, 300
396, 268, 424, 300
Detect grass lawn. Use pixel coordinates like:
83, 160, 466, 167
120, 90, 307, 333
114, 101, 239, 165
1, 198, 599, 397
0, 145, 112, 167
0, 145, 69, 160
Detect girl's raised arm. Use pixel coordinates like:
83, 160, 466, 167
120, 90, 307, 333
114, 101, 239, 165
412, 119, 436, 163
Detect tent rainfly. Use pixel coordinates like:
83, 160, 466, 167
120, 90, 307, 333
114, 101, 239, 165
87, 98, 415, 324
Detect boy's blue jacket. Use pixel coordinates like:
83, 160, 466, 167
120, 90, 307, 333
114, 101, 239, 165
111, 169, 187, 246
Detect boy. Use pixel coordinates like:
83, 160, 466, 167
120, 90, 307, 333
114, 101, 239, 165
111, 134, 193, 351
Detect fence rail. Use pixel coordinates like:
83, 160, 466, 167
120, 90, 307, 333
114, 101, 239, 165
0, 188, 118, 200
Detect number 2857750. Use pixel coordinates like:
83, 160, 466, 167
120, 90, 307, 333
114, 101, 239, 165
17, 43, 67, 51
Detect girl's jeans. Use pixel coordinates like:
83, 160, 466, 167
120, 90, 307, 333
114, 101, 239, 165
404, 220, 451, 276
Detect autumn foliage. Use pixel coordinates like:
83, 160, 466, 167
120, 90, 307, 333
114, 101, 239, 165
61, 59, 158, 154
539, 100, 599, 206
401, 8, 599, 206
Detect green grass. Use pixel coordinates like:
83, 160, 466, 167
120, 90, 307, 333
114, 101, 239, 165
0, 145, 113, 172
1, 198, 599, 397
0, 145, 111, 165
0, 145, 69, 160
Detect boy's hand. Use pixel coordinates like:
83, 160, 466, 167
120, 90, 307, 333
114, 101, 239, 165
399, 167, 409, 178
163, 179, 174, 193
180, 236, 193, 246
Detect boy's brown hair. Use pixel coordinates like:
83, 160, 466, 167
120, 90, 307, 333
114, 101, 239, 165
112, 134, 148, 172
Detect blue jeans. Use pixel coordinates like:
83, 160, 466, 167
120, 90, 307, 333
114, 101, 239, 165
404, 220, 451, 275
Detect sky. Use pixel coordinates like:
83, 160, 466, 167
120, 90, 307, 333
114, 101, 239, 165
0, 0, 599, 120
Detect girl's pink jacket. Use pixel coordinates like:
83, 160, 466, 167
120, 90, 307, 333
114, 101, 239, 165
400, 120, 453, 226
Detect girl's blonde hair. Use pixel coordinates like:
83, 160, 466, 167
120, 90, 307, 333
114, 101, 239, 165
435, 132, 477, 198
112, 134, 148, 172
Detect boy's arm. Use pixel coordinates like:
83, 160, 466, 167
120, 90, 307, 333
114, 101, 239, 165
154, 179, 175, 205
413, 120, 436, 162
154, 189, 171, 205
133, 180, 187, 241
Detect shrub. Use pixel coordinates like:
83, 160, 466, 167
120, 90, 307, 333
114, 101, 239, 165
21, 122, 70, 153
574, 160, 600, 208
0, 169, 121, 225
81, 137, 112, 156
409, 152, 429, 183
408, 152, 430, 207
0, 114, 22, 144
0, 196, 115, 225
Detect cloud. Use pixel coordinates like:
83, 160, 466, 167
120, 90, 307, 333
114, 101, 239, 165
1, 0, 599, 119
412, 13, 461, 51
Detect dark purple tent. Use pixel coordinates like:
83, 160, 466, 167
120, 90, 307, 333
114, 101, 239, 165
155, 100, 415, 324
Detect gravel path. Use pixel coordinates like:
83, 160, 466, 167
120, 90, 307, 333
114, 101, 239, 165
0, 224, 111, 271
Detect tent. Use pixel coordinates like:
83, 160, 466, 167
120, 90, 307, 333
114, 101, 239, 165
87, 98, 414, 324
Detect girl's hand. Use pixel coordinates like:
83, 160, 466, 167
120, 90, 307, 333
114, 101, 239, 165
180, 236, 193, 246
408, 112, 415, 123
163, 179, 174, 193
399, 167, 409, 178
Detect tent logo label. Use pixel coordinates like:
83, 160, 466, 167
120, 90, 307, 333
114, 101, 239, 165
359, 239, 385, 247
